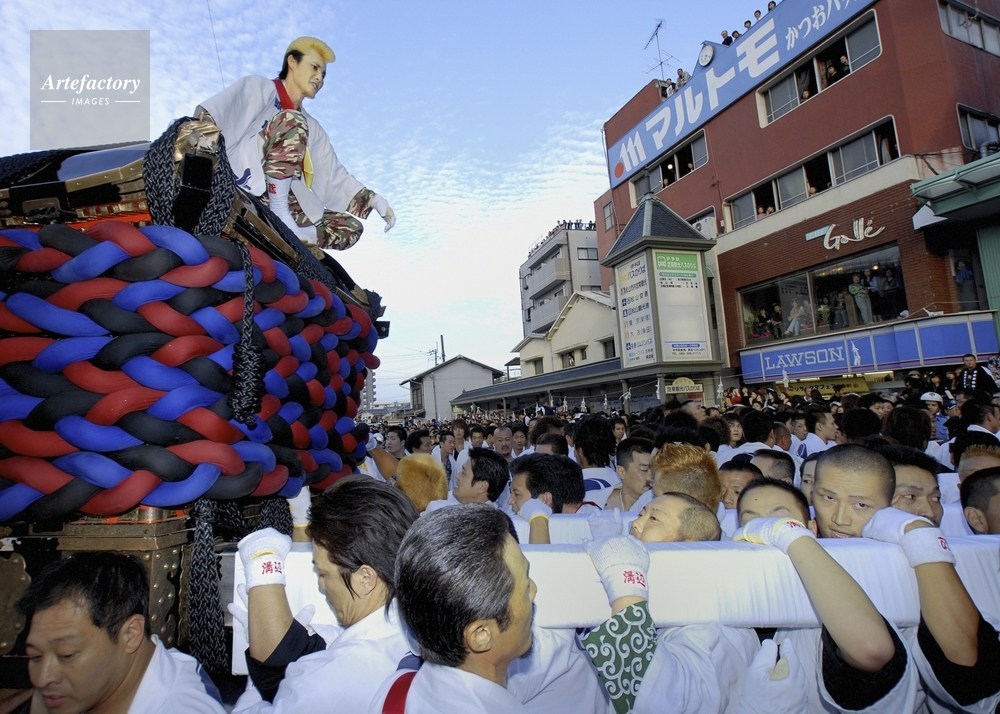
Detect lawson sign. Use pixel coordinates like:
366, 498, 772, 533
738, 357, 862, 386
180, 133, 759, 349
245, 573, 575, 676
740, 314, 1000, 382
607, 0, 877, 188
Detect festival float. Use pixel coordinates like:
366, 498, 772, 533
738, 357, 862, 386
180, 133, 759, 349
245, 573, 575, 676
0, 117, 386, 677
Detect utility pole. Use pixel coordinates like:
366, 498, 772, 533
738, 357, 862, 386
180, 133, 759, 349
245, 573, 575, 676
440, 335, 446, 363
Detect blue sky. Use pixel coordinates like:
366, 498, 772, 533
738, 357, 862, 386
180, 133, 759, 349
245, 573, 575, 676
1, 0, 759, 402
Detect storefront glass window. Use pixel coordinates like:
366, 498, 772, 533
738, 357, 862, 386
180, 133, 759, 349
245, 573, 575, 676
741, 245, 902, 345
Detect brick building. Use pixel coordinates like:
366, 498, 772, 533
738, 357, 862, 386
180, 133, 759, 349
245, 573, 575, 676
596, 0, 1000, 389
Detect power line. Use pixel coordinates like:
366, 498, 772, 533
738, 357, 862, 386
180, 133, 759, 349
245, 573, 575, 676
205, 0, 226, 90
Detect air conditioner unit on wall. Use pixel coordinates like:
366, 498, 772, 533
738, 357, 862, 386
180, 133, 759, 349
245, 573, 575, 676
693, 218, 718, 239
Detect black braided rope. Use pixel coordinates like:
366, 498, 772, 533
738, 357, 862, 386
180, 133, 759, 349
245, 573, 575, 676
257, 495, 293, 536
145, 117, 237, 239
229, 237, 265, 426
188, 498, 227, 675
214, 499, 250, 541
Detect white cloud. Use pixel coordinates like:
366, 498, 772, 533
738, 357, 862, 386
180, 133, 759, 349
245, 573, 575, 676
1, 0, 617, 404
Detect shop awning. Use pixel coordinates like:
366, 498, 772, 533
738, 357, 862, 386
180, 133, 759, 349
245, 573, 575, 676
739, 311, 998, 382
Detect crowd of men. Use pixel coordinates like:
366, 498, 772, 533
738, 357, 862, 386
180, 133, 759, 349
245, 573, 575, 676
8, 354, 1000, 713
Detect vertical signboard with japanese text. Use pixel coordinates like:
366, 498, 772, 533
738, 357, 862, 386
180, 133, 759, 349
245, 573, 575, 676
653, 251, 712, 360
616, 253, 656, 366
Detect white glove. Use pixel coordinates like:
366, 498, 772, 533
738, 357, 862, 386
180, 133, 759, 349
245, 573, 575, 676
286, 487, 312, 529
366, 434, 379, 452
737, 638, 809, 714
861, 507, 932, 544
587, 508, 624, 539
583, 535, 649, 604
371, 194, 395, 232
863, 508, 955, 567
518, 498, 552, 523
733, 517, 815, 554
238, 527, 291, 589
227, 583, 318, 643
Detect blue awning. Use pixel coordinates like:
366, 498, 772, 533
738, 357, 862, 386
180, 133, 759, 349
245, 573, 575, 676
739, 312, 999, 382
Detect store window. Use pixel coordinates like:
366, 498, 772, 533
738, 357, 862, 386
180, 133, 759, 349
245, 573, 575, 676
740, 245, 903, 346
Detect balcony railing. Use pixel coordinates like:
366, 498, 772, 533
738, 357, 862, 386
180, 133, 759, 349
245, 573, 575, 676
527, 257, 570, 300
529, 295, 570, 332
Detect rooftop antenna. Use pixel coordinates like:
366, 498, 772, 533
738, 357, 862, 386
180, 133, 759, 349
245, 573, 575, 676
644, 19, 675, 81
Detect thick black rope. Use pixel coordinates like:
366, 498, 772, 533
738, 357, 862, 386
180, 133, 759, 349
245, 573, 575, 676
228, 237, 265, 426
145, 117, 236, 238
188, 498, 227, 675
257, 496, 293, 536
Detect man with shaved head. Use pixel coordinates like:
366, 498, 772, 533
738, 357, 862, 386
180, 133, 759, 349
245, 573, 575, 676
579, 496, 767, 713
811, 445, 1000, 713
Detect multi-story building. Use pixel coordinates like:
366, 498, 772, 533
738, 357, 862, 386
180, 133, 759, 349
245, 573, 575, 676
597, 0, 1000, 393
520, 220, 602, 336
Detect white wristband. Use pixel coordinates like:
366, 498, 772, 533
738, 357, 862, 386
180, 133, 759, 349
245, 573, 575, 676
244, 550, 286, 588
600, 563, 649, 602
899, 527, 956, 568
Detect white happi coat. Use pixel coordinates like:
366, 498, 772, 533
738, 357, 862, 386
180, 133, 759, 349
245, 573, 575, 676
197, 75, 365, 220
775, 624, 922, 714
370, 626, 611, 714
233, 601, 414, 714
633, 625, 759, 714
129, 636, 226, 714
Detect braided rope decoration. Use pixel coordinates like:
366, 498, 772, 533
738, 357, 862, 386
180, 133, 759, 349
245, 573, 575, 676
0, 218, 381, 523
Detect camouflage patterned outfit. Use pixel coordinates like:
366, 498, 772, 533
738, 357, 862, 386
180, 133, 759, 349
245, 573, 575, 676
261, 110, 375, 251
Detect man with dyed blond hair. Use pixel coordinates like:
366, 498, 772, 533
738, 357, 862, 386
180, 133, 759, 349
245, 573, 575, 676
196, 37, 395, 252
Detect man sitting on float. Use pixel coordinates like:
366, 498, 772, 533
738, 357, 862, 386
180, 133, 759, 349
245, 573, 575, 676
195, 37, 395, 252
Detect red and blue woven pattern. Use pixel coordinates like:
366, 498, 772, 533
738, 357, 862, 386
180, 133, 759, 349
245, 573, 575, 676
0, 220, 379, 522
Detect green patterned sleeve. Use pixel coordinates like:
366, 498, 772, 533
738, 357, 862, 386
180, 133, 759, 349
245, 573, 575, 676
581, 601, 658, 714
347, 187, 376, 219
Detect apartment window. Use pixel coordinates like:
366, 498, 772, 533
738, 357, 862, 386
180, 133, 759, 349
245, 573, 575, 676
731, 192, 756, 230
765, 74, 800, 122
776, 167, 809, 209
603, 339, 617, 359
561, 352, 576, 369
960, 108, 1000, 151
582, 285, 602, 292
833, 132, 879, 184
634, 164, 661, 197
846, 19, 881, 69
578, 247, 598, 260
579, 347, 588, 361
631, 132, 708, 198
941, 2, 1000, 54
762, 16, 880, 124
524, 308, 531, 322
531, 359, 543, 375
603, 202, 614, 231
727, 121, 897, 229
